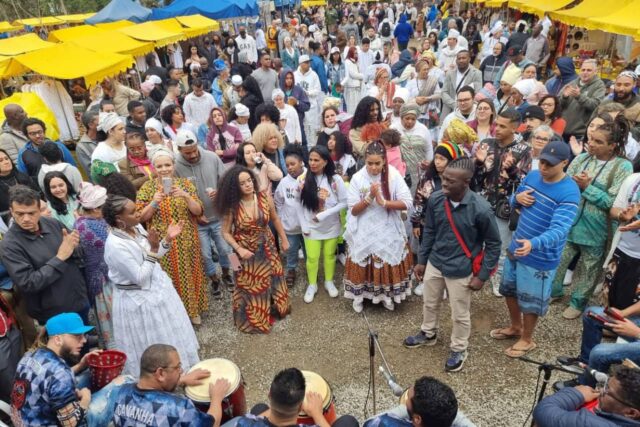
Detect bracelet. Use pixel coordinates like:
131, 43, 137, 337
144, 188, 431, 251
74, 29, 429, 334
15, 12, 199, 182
382, 199, 387, 208
150, 201, 160, 209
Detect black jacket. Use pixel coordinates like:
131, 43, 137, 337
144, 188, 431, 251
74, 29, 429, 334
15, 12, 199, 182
125, 117, 146, 135
0, 217, 88, 323
0, 171, 38, 222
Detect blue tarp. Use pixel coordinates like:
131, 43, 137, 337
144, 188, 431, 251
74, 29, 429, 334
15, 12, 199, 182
150, 0, 258, 20
86, 0, 151, 24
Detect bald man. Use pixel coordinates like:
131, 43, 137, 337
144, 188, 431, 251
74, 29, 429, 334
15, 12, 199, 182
0, 104, 28, 162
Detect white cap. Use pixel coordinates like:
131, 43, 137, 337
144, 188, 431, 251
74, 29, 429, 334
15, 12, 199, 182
231, 75, 243, 86
330, 46, 340, 54
448, 29, 460, 39
147, 75, 162, 85
235, 103, 250, 117
175, 130, 198, 148
298, 54, 310, 63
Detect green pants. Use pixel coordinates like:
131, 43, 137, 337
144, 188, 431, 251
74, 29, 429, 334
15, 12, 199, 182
551, 241, 605, 310
304, 237, 339, 285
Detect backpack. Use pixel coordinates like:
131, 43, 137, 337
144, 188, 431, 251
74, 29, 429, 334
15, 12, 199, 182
381, 22, 391, 37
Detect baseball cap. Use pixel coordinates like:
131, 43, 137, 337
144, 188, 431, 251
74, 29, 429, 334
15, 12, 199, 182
539, 140, 570, 166
299, 54, 310, 63
176, 130, 198, 147
46, 313, 94, 336
330, 46, 340, 55
507, 46, 523, 57
523, 105, 545, 122
147, 75, 162, 85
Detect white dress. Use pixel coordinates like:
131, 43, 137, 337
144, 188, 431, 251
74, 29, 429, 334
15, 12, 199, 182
91, 142, 127, 171
104, 226, 200, 377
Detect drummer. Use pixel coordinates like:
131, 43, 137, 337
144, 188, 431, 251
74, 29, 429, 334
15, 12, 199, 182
112, 344, 230, 427
361, 376, 475, 427
225, 368, 358, 427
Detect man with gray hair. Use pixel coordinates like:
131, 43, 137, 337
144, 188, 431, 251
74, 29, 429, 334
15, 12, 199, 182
559, 59, 605, 141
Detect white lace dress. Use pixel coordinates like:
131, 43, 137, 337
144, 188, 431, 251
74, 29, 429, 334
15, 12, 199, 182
104, 226, 200, 377
343, 166, 414, 306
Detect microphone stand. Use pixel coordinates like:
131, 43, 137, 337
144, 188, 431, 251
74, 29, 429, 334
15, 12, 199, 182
363, 311, 398, 415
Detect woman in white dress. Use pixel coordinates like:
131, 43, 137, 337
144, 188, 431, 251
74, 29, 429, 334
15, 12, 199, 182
343, 141, 413, 312
102, 195, 200, 377
272, 89, 302, 144
342, 47, 364, 115
91, 112, 127, 182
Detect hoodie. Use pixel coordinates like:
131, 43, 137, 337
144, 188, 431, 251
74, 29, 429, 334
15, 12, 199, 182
201, 107, 243, 165
546, 57, 578, 96
174, 147, 226, 221
280, 68, 311, 125
37, 163, 83, 194
391, 50, 413, 78
274, 168, 307, 234
393, 15, 413, 44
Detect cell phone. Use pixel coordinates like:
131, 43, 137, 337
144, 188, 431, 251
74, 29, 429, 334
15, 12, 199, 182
587, 312, 614, 331
604, 307, 625, 322
162, 177, 172, 195
228, 253, 243, 272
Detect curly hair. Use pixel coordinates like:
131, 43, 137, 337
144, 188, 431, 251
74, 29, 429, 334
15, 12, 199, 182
360, 122, 386, 143
22, 117, 46, 136
43, 171, 77, 216
612, 365, 640, 410
252, 123, 284, 152
301, 145, 336, 213
161, 104, 182, 126
412, 376, 458, 427
351, 96, 383, 130
255, 104, 281, 124
102, 195, 131, 228
100, 172, 138, 202
235, 142, 258, 167
214, 165, 259, 217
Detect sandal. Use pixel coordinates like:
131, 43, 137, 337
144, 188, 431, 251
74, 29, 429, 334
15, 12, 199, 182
490, 328, 522, 340
505, 342, 537, 358
210, 276, 223, 300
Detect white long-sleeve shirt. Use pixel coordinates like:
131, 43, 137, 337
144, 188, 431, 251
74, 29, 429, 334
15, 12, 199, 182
235, 34, 258, 64
274, 169, 307, 234
342, 59, 364, 88
278, 104, 303, 143
183, 92, 218, 128
298, 173, 348, 240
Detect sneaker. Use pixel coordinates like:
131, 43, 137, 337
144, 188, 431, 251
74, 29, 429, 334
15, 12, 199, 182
324, 281, 339, 297
552, 378, 579, 392
563, 270, 573, 286
491, 275, 503, 297
563, 306, 583, 320
337, 253, 347, 266
304, 284, 318, 303
403, 331, 437, 348
352, 299, 364, 313
383, 300, 394, 311
414, 283, 424, 296
445, 350, 468, 372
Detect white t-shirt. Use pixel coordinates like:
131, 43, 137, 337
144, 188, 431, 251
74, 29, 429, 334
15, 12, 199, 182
613, 173, 640, 259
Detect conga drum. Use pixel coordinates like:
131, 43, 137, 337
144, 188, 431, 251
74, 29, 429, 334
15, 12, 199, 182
185, 358, 247, 422
297, 371, 337, 425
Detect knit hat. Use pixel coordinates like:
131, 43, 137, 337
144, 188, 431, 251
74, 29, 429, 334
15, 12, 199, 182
78, 182, 107, 210
231, 75, 243, 86
145, 117, 164, 135
500, 65, 522, 86
435, 141, 464, 161
523, 105, 545, 122
235, 103, 250, 117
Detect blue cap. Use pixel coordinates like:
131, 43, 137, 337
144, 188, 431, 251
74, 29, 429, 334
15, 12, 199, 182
213, 58, 227, 72
539, 139, 570, 166
46, 313, 94, 336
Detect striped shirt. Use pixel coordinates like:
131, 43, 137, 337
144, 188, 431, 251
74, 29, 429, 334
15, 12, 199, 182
509, 170, 581, 270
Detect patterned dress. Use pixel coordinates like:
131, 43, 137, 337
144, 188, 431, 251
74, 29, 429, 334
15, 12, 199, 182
232, 191, 290, 333
75, 216, 114, 348
136, 177, 207, 318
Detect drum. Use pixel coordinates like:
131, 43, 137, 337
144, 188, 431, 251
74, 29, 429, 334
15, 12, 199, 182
399, 388, 409, 405
297, 371, 337, 425
185, 358, 247, 422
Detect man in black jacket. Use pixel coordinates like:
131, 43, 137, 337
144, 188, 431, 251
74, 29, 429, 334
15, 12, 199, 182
0, 185, 88, 324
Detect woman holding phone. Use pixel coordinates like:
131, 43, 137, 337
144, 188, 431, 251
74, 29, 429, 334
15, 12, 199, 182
136, 147, 208, 325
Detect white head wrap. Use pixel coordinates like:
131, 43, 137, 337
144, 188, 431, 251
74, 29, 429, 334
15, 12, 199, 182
491, 20, 504, 35
97, 112, 121, 133
78, 182, 107, 210
512, 79, 537, 98
392, 87, 409, 103
145, 117, 164, 135
272, 88, 285, 101
150, 147, 174, 164
448, 29, 460, 39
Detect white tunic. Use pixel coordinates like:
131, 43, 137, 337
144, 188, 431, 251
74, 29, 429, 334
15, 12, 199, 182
104, 226, 200, 377
298, 174, 348, 240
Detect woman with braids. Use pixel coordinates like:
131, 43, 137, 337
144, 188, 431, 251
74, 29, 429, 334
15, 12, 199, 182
344, 140, 413, 312
298, 146, 348, 304
215, 165, 290, 333
200, 107, 243, 167
136, 148, 207, 325
349, 96, 385, 158
102, 195, 200, 375
550, 114, 634, 320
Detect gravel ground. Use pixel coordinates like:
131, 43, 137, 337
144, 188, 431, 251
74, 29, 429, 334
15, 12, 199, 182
194, 261, 585, 427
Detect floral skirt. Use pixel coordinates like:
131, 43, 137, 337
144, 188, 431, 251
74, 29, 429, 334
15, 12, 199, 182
343, 245, 413, 306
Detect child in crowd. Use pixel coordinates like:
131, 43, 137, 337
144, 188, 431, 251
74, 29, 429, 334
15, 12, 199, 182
380, 128, 406, 177
230, 104, 252, 143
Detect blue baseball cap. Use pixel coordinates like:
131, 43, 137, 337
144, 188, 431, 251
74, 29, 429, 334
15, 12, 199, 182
45, 313, 94, 336
539, 139, 570, 166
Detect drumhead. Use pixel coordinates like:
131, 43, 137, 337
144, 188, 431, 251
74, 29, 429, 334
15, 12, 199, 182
299, 371, 332, 415
185, 358, 241, 403
399, 388, 409, 405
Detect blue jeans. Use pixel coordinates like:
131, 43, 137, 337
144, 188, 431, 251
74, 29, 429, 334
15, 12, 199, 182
285, 233, 305, 271
198, 220, 231, 276
578, 306, 640, 385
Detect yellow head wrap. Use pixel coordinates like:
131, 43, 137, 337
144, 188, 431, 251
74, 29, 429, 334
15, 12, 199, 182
443, 118, 478, 147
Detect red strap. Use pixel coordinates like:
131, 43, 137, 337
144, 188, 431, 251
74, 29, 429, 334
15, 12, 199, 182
443, 199, 472, 259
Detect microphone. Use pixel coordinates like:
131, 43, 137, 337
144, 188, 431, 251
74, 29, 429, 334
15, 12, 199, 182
578, 363, 608, 384
379, 366, 404, 397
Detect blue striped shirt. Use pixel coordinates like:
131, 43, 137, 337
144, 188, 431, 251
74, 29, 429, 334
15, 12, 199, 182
509, 170, 581, 270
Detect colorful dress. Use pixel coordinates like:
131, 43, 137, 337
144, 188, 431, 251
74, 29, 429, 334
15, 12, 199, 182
75, 216, 114, 348
232, 191, 290, 333
136, 177, 207, 318
344, 166, 414, 306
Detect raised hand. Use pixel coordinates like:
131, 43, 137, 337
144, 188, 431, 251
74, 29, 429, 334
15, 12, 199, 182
57, 229, 80, 261
166, 220, 185, 242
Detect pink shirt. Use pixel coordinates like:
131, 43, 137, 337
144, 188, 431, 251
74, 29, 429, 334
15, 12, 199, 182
386, 146, 406, 176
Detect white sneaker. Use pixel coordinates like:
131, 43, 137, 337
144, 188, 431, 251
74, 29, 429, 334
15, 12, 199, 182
298, 249, 304, 260
383, 300, 395, 311
563, 270, 573, 286
491, 275, 503, 297
443, 289, 448, 300
337, 253, 347, 266
324, 281, 339, 297
304, 284, 318, 303
352, 299, 364, 313
414, 283, 424, 296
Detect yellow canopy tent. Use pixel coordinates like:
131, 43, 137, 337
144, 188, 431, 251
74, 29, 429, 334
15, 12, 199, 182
176, 15, 220, 32
13, 16, 64, 27
6, 42, 134, 86
589, 2, 640, 40
153, 18, 208, 39
0, 93, 60, 141
301, 0, 327, 6
486, 0, 506, 7
94, 20, 135, 30
70, 31, 155, 57
54, 13, 96, 24
118, 21, 186, 47
0, 22, 23, 32
0, 33, 55, 56
48, 24, 104, 42
508, 0, 574, 17
550, 0, 633, 29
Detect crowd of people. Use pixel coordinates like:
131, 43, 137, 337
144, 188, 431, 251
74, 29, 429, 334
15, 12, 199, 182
2, 0, 640, 425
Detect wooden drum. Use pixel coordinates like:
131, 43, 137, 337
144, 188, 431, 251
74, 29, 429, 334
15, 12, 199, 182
297, 370, 337, 425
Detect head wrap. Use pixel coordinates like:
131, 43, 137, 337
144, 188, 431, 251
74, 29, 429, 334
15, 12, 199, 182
90, 159, 117, 184
140, 81, 155, 93
322, 96, 342, 111
147, 75, 162, 85
421, 50, 438, 67
145, 118, 164, 135
97, 112, 121, 133
500, 65, 522, 86
448, 29, 460, 39
78, 182, 107, 210
272, 88, 286, 101
235, 103, 250, 117
443, 119, 478, 146
392, 87, 409, 103
150, 147, 174, 165
374, 67, 389, 84
618, 70, 638, 82
400, 103, 420, 117
435, 141, 464, 162
491, 20, 504, 35
512, 79, 537, 98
